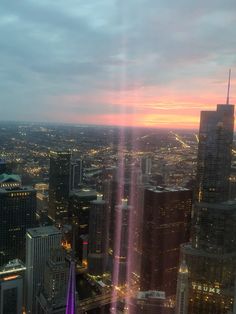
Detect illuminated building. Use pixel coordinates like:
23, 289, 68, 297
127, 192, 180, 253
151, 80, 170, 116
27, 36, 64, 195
178, 88, 236, 313
175, 260, 189, 314
181, 200, 236, 314
69, 188, 97, 259
0, 183, 36, 266
88, 195, 109, 276
36, 248, 69, 314
25, 226, 62, 314
0, 274, 23, 314
0, 173, 21, 189
0, 259, 25, 314
140, 187, 192, 297
48, 151, 71, 223
130, 291, 175, 314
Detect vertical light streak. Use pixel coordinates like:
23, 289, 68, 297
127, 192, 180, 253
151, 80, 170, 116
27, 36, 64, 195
110, 1, 128, 312
66, 260, 76, 314
111, 139, 125, 312
124, 126, 140, 313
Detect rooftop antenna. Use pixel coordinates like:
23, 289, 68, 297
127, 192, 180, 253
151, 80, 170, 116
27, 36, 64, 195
226, 69, 231, 105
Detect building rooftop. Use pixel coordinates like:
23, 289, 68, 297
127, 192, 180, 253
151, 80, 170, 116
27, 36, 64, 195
27, 226, 61, 238
0, 259, 26, 276
0, 173, 21, 183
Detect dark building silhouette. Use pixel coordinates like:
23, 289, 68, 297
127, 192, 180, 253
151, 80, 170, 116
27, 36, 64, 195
140, 187, 192, 297
49, 151, 71, 223
70, 159, 84, 190
36, 248, 69, 314
0, 178, 36, 266
88, 195, 109, 276
196, 104, 234, 203
69, 188, 97, 260
0, 259, 25, 314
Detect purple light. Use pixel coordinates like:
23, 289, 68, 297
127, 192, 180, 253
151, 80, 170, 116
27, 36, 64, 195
66, 260, 76, 314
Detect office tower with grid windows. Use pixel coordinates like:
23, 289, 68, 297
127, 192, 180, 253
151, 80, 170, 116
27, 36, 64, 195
49, 151, 71, 223
25, 226, 62, 314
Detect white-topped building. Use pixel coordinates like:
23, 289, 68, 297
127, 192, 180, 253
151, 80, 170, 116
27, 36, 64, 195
25, 226, 62, 314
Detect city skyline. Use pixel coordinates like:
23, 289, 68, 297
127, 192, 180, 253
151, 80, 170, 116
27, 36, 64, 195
0, 0, 236, 129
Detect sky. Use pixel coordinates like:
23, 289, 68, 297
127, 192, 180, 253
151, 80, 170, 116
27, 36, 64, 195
0, 0, 236, 129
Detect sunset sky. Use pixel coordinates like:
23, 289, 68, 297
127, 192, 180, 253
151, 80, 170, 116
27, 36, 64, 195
0, 0, 236, 129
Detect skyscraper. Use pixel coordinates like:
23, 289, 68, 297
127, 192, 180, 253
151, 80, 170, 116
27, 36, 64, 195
0, 179, 37, 265
178, 76, 236, 314
36, 248, 68, 314
88, 195, 109, 276
49, 151, 71, 223
140, 187, 192, 298
70, 159, 84, 190
25, 226, 62, 314
196, 104, 234, 203
175, 260, 189, 314
69, 188, 98, 259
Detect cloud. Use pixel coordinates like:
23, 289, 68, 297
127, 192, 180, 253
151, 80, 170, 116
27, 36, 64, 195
0, 0, 235, 126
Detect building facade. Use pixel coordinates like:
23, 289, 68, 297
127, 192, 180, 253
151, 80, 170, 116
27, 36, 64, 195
178, 102, 236, 314
49, 151, 71, 223
88, 195, 109, 276
0, 259, 25, 314
196, 104, 234, 203
0, 181, 36, 265
25, 226, 62, 314
140, 187, 192, 297
36, 248, 68, 314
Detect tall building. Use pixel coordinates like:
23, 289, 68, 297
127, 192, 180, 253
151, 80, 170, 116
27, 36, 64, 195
36, 248, 68, 314
196, 104, 234, 203
49, 151, 71, 223
25, 226, 62, 314
141, 155, 152, 176
0, 180, 37, 265
69, 188, 97, 259
70, 159, 84, 190
88, 195, 109, 276
178, 89, 236, 313
0, 259, 25, 314
175, 261, 189, 314
140, 187, 192, 298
